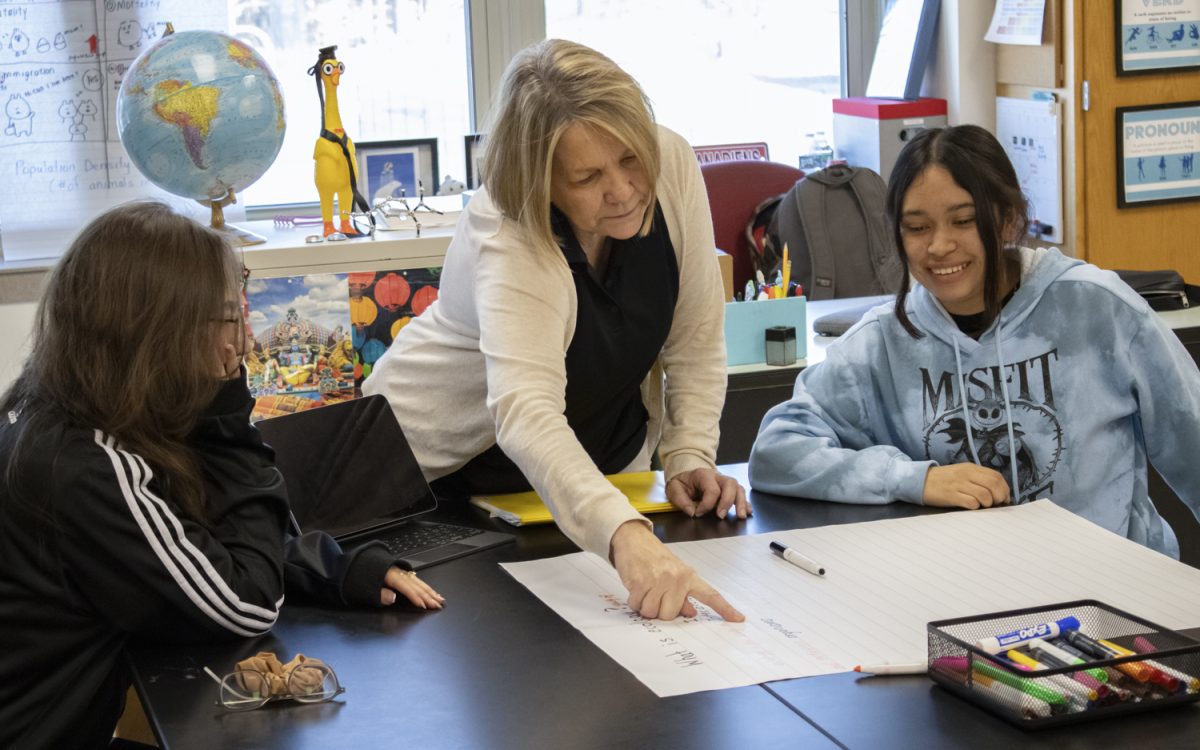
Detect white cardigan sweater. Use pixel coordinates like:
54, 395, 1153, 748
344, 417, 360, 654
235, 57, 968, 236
363, 125, 727, 558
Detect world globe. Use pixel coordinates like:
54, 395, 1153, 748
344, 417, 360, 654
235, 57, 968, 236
116, 28, 285, 205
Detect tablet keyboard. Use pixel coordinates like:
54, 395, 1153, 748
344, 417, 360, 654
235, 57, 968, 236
381, 523, 485, 556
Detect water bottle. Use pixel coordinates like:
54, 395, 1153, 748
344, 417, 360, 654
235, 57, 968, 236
811, 131, 834, 170
798, 133, 821, 171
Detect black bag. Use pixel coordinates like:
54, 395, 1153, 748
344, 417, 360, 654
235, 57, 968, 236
765, 164, 902, 301
1114, 269, 1200, 311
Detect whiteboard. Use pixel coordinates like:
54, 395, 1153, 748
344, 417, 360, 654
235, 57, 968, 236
0, 0, 227, 261
996, 96, 1063, 244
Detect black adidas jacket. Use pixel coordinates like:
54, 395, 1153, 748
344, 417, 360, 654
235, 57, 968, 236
0, 377, 398, 749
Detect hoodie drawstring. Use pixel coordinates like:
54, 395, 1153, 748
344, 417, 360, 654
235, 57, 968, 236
993, 317, 1021, 503
952, 339, 980, 465
951, 320, 1023, 504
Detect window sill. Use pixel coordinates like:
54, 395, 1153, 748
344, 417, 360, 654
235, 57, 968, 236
239, 218, 457, 278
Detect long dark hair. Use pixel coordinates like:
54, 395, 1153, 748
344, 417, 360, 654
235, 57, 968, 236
887, 125, 1030, 337
2, 201, 242, 521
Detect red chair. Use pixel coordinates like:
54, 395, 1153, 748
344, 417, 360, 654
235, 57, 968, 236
700, 160, 804, 294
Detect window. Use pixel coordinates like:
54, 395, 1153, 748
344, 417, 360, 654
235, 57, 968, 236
0, 0, 884, 260
544, 0, 844, 169
235, 0, 471, 207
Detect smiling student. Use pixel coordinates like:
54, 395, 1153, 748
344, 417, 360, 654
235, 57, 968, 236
749, 124, 1200, 557
365, 39, 749, 621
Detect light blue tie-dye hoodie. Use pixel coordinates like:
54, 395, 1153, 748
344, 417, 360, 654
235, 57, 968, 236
749, 246, 1200, 558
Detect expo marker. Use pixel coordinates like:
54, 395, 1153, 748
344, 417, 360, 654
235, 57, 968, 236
1028, 638, 1109, 685
970, 659, 1070, 711
769, 540, 825, 577
969, 668, 1053, 719
1132, 636, 1200, 693
976, 616, 1080, 654
1051, 638, 1136, 701
1100, 639, 1182, 693
1062, 629, 1116, 660
1063, 630, 1157, 684
1005, 650, 1096, 706
853, 662, 927, 675
1027, 639, 1109, 694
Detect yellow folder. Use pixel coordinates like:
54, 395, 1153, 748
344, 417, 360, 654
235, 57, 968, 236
470, 471, 676, 526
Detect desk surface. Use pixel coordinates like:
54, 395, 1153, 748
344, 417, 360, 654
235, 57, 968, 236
128, 466, 1200, 750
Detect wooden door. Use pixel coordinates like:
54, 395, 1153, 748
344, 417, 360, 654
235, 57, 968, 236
1077, 4, 1200, 278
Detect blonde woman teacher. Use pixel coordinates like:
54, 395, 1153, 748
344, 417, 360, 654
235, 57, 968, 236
364, 39, 749, 621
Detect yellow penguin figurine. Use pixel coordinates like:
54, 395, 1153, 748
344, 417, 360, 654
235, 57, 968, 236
308, 46, 370, 238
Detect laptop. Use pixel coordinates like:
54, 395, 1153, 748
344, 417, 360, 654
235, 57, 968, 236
256, 394, 513, 570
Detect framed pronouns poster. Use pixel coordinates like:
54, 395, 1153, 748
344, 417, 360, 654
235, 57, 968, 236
1116, 101, 1200, 208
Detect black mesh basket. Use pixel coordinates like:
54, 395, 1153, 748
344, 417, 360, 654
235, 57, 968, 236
927, 599, 1200, 729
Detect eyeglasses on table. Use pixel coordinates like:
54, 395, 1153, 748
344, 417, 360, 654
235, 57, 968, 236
203, 660, 345, 711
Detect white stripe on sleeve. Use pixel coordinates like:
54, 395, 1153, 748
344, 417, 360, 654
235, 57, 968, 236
94, 430, 281, 636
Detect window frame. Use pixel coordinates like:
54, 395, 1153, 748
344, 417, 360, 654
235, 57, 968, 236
465, 0, 885, 132
228, 0, 886, 220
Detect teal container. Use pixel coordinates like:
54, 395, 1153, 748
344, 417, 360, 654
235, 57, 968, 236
724, 296, 807, 366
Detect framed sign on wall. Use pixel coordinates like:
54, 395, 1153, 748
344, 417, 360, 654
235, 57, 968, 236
1115, 0, 1200, 76
1115, 101, 1200, 208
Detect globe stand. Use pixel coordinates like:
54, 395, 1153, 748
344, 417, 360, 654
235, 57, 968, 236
201, 189, 265, 247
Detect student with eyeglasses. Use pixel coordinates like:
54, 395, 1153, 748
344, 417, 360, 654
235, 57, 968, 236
0, 202, 442, 749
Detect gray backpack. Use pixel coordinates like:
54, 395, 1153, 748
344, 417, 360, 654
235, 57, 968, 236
767, 163, 902, 301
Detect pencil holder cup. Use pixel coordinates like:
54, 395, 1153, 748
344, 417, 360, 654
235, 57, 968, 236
724, 296, 806, 366
927, 599, 1200, 729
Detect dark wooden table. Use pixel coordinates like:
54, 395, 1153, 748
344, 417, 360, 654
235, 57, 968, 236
129, 465, 1200, 749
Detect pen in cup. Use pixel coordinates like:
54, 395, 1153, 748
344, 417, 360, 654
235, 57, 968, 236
769, 540, 825, 576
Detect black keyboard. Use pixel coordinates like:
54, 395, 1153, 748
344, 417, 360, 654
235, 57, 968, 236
381, 523, 485, 556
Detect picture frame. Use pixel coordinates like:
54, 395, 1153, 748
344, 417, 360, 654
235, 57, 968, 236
464, 133, 485, 190
355, 138, 439, 206
1114, 0, 1200, 76
1114, 100, 1200, 208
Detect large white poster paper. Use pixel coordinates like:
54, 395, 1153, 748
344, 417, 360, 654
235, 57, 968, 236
504, 501, 1200, 697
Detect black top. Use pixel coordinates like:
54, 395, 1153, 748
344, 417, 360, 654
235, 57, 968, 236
0, 378, 396, 749
949, 287, 1019, 339
447, 202, 680, 495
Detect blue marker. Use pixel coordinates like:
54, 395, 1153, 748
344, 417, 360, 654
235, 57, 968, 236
975, 616, 1081, 654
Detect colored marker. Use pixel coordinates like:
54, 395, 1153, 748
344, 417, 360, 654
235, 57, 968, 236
976, 616, 1081, 654
1062, 629, 1118, 661
1051, 638, 1138, 700
1132, 636, 1200, 693
1029, 638, 1109, 684
970, 669, 1053, 719
1101, 639, 1181, 693
769, 540, 825, 576
971, 659, 1070, 710
931, 656, 970, 674
1064, 631, 1154, 684
1049, 637, 1092, 662
853, 662, 926, 675
1028, 639, 1108, 693
1006, 649, 1095, 707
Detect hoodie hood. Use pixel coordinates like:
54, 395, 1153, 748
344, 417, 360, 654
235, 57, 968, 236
909, 247, 1085, 348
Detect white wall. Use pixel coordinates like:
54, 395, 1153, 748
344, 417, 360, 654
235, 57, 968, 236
0, 273, 41, 391
928, 0, 996, 130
